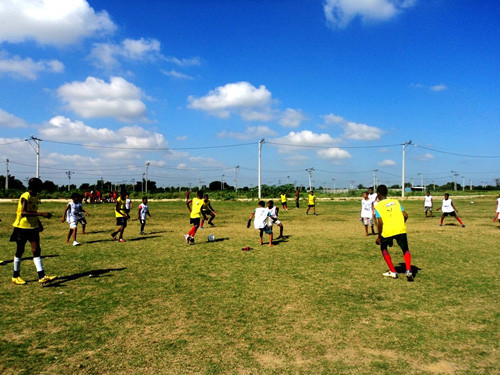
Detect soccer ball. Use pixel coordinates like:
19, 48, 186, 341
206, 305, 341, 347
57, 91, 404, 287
208, 234, 215, 242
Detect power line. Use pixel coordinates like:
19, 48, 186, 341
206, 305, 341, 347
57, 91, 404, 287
415, 145, 500, 159
266, 141, 401, 149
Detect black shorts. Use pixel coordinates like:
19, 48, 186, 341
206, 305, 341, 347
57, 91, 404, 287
190, 217, 201, 226
259, 225, 273, 235
201, 210, 214, 218
116, 217, 128, 227
443, 212, 456, 217
78, 217, 87, 225
10, 227, 40, 244
380, 233, 409, 252
308, 204, 315, 208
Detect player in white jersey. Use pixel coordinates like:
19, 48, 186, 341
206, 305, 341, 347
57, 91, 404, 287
493, 196, 500, 228
436, 193, 465, 227
62, 193, 82, 246
361, 191, 375, 236
138, 197, 152, 234
368, 187, 378, 220
125, 194, 132, 214
247, 200, 274, 246
267, 200, 284, 239
423, 191, 433, 218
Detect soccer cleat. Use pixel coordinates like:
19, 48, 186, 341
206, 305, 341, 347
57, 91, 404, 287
140, 231, 145, 235
209, 223, 215, 227
184, 234, 190, 244
11, 277, 26, 285
38, 275, 57, 285
199, 226, 204, 229
405, 270, 414, 282
439, 224, 443, 227
383, 271, 398, 279
462, 224, 466, 228
111, 233, 117, 240
118, 238, 126, 243
72, 241, 81, 246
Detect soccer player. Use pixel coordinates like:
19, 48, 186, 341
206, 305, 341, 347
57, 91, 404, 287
76, 193, 90, 234
62, 192, 83, 246
200, 194, 217, 228
10, 177, 57, 285
124, 193, 132, 215
247, 200, 274, 246
361, 191, 375, 236
424, 191, 433, 218
111, 189, 130, 242
493, 196, 500, 228
138, 197, 152, 235
267, 200, 284, 239
368, 186, 378, 221
436, 193, 465, 227
280, 192, 288, 211
185, 190, 204, 244
306, 190, 316, 215
295, 187, 300, 209
374, 185, 414, 281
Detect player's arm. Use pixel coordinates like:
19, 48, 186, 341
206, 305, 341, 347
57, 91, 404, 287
436, 205, 441, 211
275, 207, 279, 216
451, 202, 458, 213
208, 203, 216, 214
21, 198, 52, 219
62, 204, 69, 222
83, 209, 90, 216
403, 210, 408, 222
376, 217, 383, 245
186, 199, 192, 212
148, 210, 152, 218
431, 197, 433, 207
247, 211, 255, 228
137, 206, 141, 220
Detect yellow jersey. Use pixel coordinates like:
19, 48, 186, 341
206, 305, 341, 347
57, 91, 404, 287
13, 192, 40, 229
190, 197, 204, 218
375, 198, 407, 238
115, 197, 127, 217
308, 194, 315, 205
280, 194, 287, 203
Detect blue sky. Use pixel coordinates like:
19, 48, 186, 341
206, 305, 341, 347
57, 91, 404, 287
0, 0, 499, 189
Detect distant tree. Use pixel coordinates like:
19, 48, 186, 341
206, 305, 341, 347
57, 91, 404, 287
495, 178, 500, 187
42, 180, 58, 192
0, 175, 26, 190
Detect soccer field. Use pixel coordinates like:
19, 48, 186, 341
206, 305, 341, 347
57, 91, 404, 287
0, 197, 498, 374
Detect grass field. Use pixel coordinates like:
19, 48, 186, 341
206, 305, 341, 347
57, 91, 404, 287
0, 196, 498, 374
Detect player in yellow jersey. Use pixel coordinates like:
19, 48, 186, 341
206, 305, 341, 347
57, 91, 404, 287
306, 190, 316, 215
374, 185, 414, 281
10, 178, 57, 285
200, 194, 217, 228
111, 189, 130, 242
185, 190, 204, 244
280, 191, 288, 211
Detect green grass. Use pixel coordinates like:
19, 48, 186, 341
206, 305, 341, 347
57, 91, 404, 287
0, 197, 498, 374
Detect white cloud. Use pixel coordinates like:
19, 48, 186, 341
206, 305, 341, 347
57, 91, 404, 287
0, 52, 63, 80
322, 113, 384, 140
414, 153, 434, 161
162, 70, 194, 80
217, 126, 277, 140
317, 147, 352, 160
430, 84, 447, 92
0, 109, 29, 128
411, 83, 448, 92
272, 130, 341, 153
0, 0, 116, 46
378, 159, 396, 166
188, 81, 274, 121
324, 0, 416, 28
165, 57, 201, 67
279, 108, 308, 128
57, 76, 147, 122
176, 135, 188, 141
90, 38, 162, 67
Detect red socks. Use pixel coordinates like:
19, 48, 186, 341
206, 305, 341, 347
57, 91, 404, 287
188, 225, 198, 237
404, 251, 411, 272
382, 250, 396, 272
455, 216, 464, 225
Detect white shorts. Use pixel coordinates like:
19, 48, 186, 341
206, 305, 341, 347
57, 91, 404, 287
362, 217, 373, 226
69, 220, 77, 229
269, 218, 281, 226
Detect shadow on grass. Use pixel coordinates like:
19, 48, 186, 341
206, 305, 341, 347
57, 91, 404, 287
84, 230, 110, 235
129, 235, 161, 242
43, 267, 127, 288
395, 263, 422, 279
1, 254, 59, 265
209, 237, 229, 243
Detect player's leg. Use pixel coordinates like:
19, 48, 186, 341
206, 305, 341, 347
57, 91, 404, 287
66, 228, 73, 243
259, 229, 264, 245
396, 234, 413, 281
454, 214, 465, 227
269, 232, 274, 246
380, 238, 397, 278
440, 214, 445, 226
313, 205, 316, 215
12, 238, 26, 283
279, 222, 283, 238
140, 219, 146, 234
364, 224, 368, 236
208, 213, 215, 225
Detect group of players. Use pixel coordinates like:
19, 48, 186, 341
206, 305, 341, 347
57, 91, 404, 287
4, 178, 500, 285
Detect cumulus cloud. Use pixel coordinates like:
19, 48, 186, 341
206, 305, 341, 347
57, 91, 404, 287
162, 70, 194, 80
217, 126, 277, 140
317, 147, 352, 161
188, 81, 274, 121
89, 38, 161, 67
0, 52, 63, 80
322, 113, 384, 140
271, 130, 341, 153
324, 0, 416, 28
378, 159, 396, 166
0, 0, 116, 46
279, 108, 308, 128
57, 76, 148, 122
0, 109, 29, 128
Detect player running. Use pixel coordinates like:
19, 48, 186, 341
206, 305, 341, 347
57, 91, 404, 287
267, 200, 284, 239
436, 193, 465, 227
375, 185, 414, 281
138, 197, 152, 235
200, 194, 216, 228
424, 191, 433, 218
247, 200, 274, 246
111, 189, 130, 242
185, 190, 204, 244
306, 190, 316, 215
10, 178, 57, 285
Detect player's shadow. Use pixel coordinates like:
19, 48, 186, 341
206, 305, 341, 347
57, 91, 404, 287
129, 235, 161, 242
210, 237, 229, 243
1, 254, 59, 265
42, 267, 126, 288
85, 238, 115, 244
86, 230, 109, 234
395, 263, 422, 279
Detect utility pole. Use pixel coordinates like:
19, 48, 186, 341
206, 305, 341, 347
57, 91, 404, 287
221, 174, 224, 191
350, 180, 354, 190
462, 176, 465, 191
27, 136, 42, 178
235, 166, 239, 192
66, 171, 74, 191
306, 168, 314, 191
332, 178, 336, 194
141, 173, 145, 193
470, 179, 473, 191
418, 173, 424, 190
258, 139, 264, 199
401, 140, 412, 198
372, 169, 378, 190
5, 159, 9, 190
145, 162, 150, 193
451, 170, 458, 191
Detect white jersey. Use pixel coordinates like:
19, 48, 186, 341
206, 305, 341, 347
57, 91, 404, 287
125, 198, 132, 210
254, 207, 270, 229
496, 198, 500, 213
66, 201, 80, 223
138, 203, 149, 220
442, 198, 454, 213
361, 199, 373, 218
424, 195, 433, 207
268, 206, 278, 220
368, 193, 377, 203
